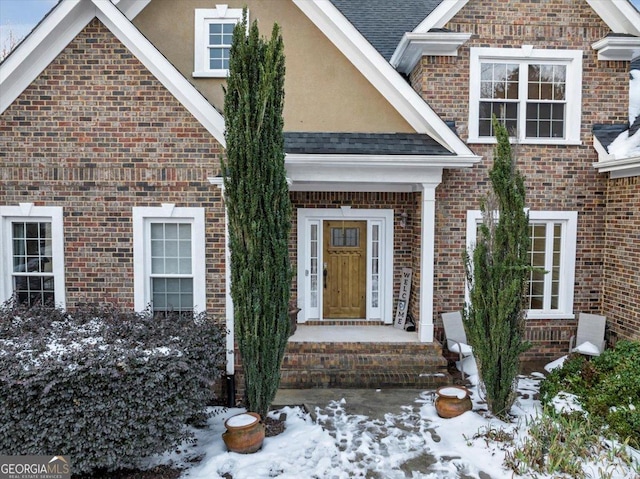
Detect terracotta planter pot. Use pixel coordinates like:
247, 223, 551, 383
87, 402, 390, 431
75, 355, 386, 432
222, 412, 265, 454
434, 385, 472, 418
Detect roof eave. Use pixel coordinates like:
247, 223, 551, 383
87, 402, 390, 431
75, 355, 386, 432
591, 36, 640, 61
592, 136, 640, 178
391, 32, 473, 74
585, 0, 640, 36
285, 153, 481, 168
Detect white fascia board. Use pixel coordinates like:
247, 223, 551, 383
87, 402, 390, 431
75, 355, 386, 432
111, 0, 152, 19
593, 136, 640, 178
413, 0, 470, 32
391, 31, 472, 73
591, 36, 640, 61
586, 0, 640, 36
285, 153, 481, 169
92, 0, 226, 147
0, 0, 92, 113
292, 0, 477, 158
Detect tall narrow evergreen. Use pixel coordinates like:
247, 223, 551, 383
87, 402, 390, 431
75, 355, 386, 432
464, 118, 531, 418
223, 13, 291, 419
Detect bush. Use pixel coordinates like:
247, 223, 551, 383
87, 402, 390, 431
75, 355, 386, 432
0, 301, 226, 474
540, 340, 640, 448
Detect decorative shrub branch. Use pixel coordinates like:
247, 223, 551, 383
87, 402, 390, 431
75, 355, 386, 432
0, 301, 225, 474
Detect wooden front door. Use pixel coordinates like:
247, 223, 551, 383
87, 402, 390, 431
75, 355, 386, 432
322, 220, 367, 318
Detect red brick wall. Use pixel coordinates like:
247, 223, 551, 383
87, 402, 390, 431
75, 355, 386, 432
0, 19, 226, 316
602, 176, 640, 342
411, 0, 630, 357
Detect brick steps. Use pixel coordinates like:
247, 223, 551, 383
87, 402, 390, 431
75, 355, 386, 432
279, 341, 451, 389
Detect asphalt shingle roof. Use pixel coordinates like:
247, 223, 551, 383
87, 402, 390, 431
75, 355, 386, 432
329, 0, 443, 61
593, 124, 628, 150
284, 132, 451, 155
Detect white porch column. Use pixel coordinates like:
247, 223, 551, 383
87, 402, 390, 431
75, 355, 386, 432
419, 179, 441, 343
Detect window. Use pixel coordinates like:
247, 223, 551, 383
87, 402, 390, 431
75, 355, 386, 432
0, 204, 65, 307
469, 47, 582, 144
133, 206, 206, 314
193, 6, 244, 78
466, 210, 577, 319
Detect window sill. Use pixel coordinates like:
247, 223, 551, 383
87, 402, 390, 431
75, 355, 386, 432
192, 70, 228, 78
526, 312, 575, 320
467, 137, 583, 146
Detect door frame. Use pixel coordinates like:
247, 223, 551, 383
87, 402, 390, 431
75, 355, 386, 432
296, 207, 394, 323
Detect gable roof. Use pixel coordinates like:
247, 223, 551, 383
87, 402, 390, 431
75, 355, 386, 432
292, 0, 478, 161
0, 0, 226, 147
329, 0, 442, 61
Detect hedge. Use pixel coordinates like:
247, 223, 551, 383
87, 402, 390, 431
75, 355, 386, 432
0, 301, 226, 474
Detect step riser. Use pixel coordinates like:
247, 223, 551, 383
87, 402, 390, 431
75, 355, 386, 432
280, 342, 451, 389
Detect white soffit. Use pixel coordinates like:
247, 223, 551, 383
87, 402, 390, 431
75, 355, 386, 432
391, 31, 472, 74
586, 0, 640, 37
591, 36, 640, 61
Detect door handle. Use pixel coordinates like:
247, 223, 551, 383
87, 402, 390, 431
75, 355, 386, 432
323, 266, 328, 289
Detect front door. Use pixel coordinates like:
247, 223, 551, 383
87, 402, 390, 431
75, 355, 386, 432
322, 220, 366, 318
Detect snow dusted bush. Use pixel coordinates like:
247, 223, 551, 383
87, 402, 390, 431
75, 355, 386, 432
540, 340, 640, 449
0, 301, 226, 474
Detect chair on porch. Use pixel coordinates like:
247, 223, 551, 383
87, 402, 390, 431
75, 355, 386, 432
441, 311, 473, 380
569, 313, 607, 357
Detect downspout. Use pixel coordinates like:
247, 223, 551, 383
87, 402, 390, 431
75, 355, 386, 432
209, 177, 235, 406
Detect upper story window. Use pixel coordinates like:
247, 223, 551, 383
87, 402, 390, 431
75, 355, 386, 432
133, 206, 206, 314
0, 204, 66, 308
468, 47, 583, 145
466, 210, 578, 319
193, 6, 244, 78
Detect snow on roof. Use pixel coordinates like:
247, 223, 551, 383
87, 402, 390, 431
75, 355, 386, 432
607, 67, 640, 159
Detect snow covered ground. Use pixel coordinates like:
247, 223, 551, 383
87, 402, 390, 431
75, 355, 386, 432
143, 369, 640, 479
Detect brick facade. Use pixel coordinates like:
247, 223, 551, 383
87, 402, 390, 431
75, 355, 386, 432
411, 0, 633, 357
0, 19, 226, 316
602, 176, 640, 343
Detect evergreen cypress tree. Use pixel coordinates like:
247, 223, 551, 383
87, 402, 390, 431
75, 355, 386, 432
464, 118, 531, 418
223, 12, 291, 419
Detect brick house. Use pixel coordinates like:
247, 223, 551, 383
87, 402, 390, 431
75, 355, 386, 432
1, 0, 639, 392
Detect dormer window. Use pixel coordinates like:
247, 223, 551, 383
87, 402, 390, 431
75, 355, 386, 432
468, 47, 583, 145
193, 6, 244, 78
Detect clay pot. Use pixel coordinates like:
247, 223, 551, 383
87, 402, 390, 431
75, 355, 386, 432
222, 412, 265, 454
434, 385, 472, 418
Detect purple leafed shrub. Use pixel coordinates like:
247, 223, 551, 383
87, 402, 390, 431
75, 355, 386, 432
0, 300, 226, 474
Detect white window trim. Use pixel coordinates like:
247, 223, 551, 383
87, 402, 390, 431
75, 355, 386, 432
466, 210, 577, 319
193, 5, 244, 78
0, 204, 66, 308
468, 46, 583, 145
296, 208, 394, 323
133, 205, 206, 313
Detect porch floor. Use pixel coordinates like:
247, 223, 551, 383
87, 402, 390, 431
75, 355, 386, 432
289, 324, 420, 343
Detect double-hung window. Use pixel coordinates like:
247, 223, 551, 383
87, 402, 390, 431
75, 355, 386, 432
133, 206, 206, 314
0, 204, 66, 307
468, 47, 582, 144
193, 6, 244, 77
466, 210, 577, 319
